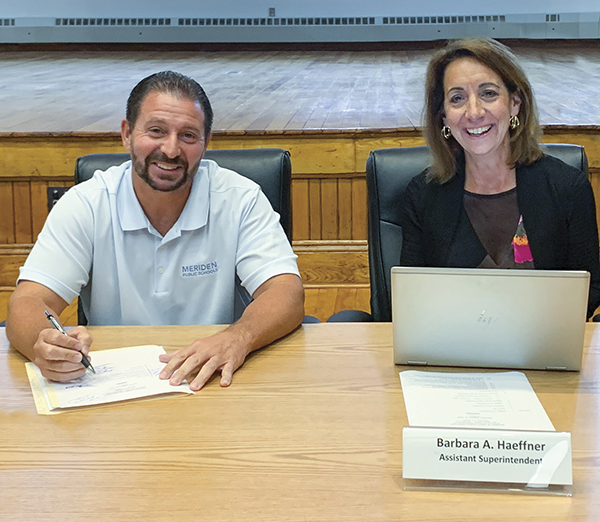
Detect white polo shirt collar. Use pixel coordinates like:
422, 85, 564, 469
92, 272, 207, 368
116, 161, 210, 237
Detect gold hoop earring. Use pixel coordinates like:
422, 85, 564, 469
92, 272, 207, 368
441, 126, 452, 140
509, 115, 520, 130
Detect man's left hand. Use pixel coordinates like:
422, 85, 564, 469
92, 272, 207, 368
158, 274, 304, 391
158, 331, 249, 390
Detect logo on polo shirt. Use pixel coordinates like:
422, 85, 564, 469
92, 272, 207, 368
181, 261, 219, 278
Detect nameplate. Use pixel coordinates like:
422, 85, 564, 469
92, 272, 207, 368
403, 427, 572, 486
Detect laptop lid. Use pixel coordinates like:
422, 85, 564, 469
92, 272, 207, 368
392, 267, 589, 371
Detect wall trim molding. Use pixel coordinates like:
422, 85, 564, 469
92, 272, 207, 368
0, 244, 33, 255
0, 241, 368, 254
293, 240, 367, 252
0, 240, 370, 288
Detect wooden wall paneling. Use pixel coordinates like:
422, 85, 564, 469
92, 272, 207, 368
308, 178, 322, 240
1, 298, 89, 327
31, 181, 73, 240
0, 244, 28, 321
210, 134, 358, 175
320, 178, 338, 240
5, 289, 369, 325
13, 182, 32, 244
356, 287, 371, 313
4, 128, 600, 300
59, 301, 78, 326
0, 134, 125, 181
542, 131, 600, 233
0, 241, 370, 289
0, 181, 15, 244
0, 246, 28, 287
351, 177, 368, 240
354, 134, 426, 170
291, 179, 310, 240
0, 244, 88, 325
303, 288, 320, 320
337, 178, 353, 240
31, 180, 49, 239
0, 290, 8, 322
0, 240, 370, 323
0, 296, 79, 325
294, 240, 369, 286
314, 287, 338, 322
303, 286, 371, 322
7, 130, 597, 183
292, 138, 356, 175
542, 131, 600, 169
334, 287, 358, 315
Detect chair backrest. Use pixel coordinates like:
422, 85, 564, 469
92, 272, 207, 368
366, 143, 589, 322
74, 148, 292, 239
73, 148, 292, 325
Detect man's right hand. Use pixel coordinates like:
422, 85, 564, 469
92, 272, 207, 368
7, 281, 94, 382
32, 326, 94, 382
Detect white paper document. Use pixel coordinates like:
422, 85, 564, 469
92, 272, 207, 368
399, 370, 555, 431
26, 344, 194, 415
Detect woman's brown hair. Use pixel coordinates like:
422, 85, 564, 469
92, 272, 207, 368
424, 38, 543, 183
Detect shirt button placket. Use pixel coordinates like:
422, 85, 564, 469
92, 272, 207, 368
155, 240, 167, 293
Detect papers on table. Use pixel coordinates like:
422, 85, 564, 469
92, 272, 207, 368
26, 344, 194, 415
399, 370, 555, 432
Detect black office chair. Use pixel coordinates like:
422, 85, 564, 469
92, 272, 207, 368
329, 143, 589, 322
73, 148, 298, 325
75, 148, 292, 240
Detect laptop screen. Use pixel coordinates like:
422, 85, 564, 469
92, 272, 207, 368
391, 267, 589, 371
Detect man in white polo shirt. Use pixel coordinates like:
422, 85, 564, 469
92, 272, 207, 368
6, 71, 304, 391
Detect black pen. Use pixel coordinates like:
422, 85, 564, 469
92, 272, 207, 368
44, 310, 96, 374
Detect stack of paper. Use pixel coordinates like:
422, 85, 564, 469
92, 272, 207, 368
26, 344, 194, 415
399, 371, 555, 431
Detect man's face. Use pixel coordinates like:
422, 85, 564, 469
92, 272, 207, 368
121, 91, 208, 193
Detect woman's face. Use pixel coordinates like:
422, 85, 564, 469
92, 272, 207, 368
442, 57, 521, 163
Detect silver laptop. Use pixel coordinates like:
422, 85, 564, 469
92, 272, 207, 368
391, 267, 590, 371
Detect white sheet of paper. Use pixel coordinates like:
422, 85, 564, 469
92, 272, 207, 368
399, 370, 555, 431
26, 345, 193, 414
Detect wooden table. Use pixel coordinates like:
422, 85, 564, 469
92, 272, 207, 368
2, 323, 600, 521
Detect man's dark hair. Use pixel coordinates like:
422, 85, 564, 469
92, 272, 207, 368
126, 70, 214, 138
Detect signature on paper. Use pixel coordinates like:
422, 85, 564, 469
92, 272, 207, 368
63, 364, 114, 388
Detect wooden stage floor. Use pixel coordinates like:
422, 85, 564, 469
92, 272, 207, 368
1, 41, 600, 134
